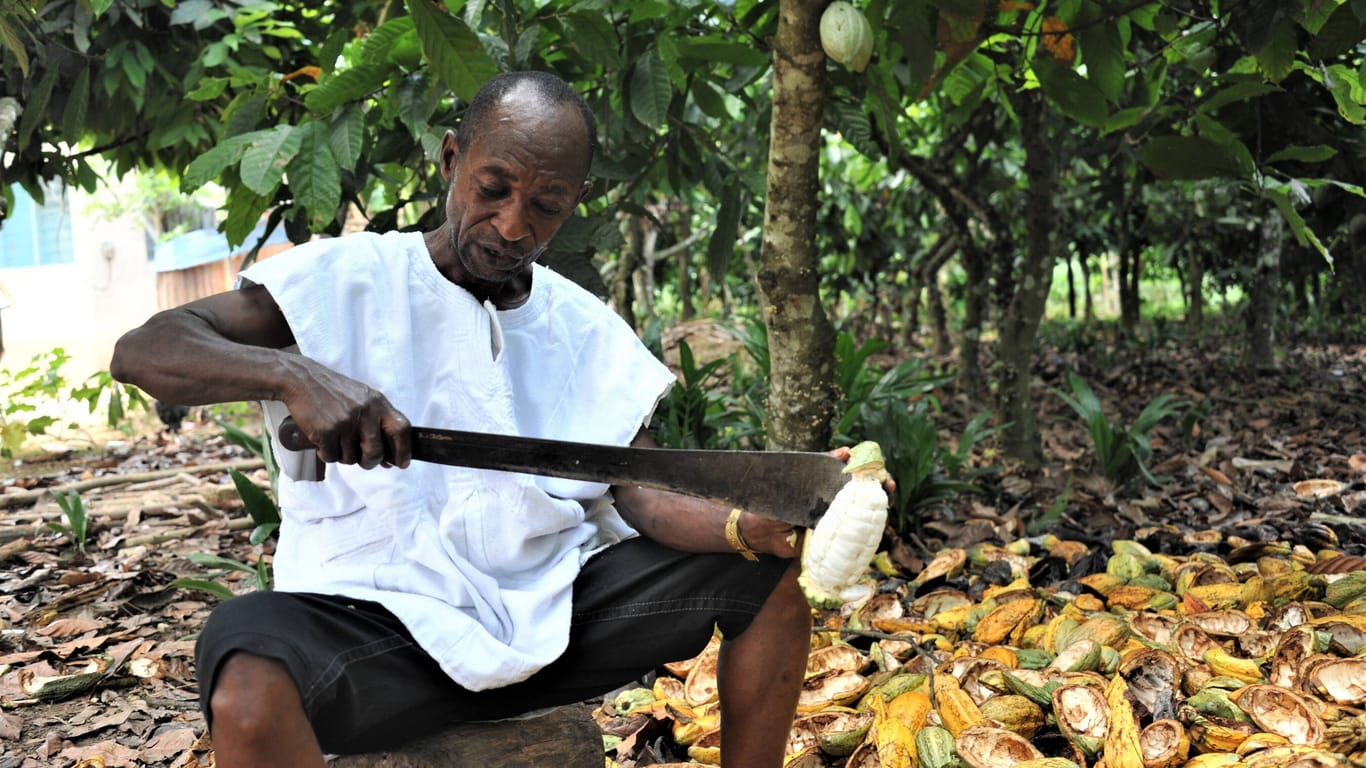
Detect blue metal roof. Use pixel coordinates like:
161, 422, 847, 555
152, 219, 290, 273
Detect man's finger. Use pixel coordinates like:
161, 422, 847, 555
358, 421, 386, 469
385, 412, 413, 468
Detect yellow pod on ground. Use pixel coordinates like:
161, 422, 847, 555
1105, 675, 1147, 768
1140, 718, 1191, 768
974, 598, 1043, 646
1180, 753, 1245, 768
1202, 647, 1265, 685
933, 670, 988, 738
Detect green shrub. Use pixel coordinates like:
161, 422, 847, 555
1052, 371, 1186, 487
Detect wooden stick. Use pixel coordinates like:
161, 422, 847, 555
0, 458, 263, 510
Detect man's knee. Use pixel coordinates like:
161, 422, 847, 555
210, 652, 305, 736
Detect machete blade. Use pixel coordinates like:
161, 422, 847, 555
411, 427, 846, 528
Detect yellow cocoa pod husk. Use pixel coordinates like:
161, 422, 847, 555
1239, 744, 1350, 768
1202, 647, 1265, 685
1052, 683, 1107, 757
1067, 613, 1133, 651
1045, 613, 1083, 654
1183, 707, 1258, 755
1183, 584, 1245, 611
955, 723, 1045, 766
1015, 760, 1082, 768
1229, 684, 1326, 746
935, 602, 975, 632
1080, 572, 1128, 596
1105, 675, 1146, 768
797, 670, 871, 713
685, 728, 722, 765
979, 694, 1046, 739
1140, 718, 1191, 768
1233, 732, 1289, 756
856, 670, 926, 710
933, 670, 988, 738
868, 692, 919, 768
978, 645, 1020, 670
974, 598, 1043, 646
806, 642, 869, 678
1180, 753, 1245, 767
1108, 584, 1165, 611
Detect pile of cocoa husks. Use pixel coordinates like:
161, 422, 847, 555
597, 524, 1366, 768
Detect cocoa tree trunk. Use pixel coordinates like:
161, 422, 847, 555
757, 0, 835, 452
995, 90, 1056, 467
958, 243, 988, 397
1185, 246, 1204, 334
612, 216, 645, 330
1245, 210, 1283, 370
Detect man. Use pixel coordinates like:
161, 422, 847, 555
112, 71, 812, 768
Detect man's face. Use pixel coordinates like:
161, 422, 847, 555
439, 88, 590, 288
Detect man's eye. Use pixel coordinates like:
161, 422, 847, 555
478, 186, 505, 199
535, 203, 562, 216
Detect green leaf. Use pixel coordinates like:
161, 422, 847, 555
706, 183, 741, 278
304, 63, 394, 114
186, 76, 229, 101
563, 10, 619, 68
240, 124, 303, 196
287, 121, 342, 227
1319, 64, 1366, 125
328, 104, 365, 171
182, 133, 255, 191
629, 51, 672, 131
229, 468, 281, 527
1254, 21, 1298, 83
397, 73, 438, 139
16, 65, 57, 151
1197, 79, 1280, 114
167, 578, 236, 601
1268, 185, 1331, 264
829, 101, 880, 159
1264, 144, 1337, 165
187, 552, 260, 574
689, 77, 732, 121
407, 0, 498, 103
673, 39, 772, 68
359, 15, 416, 63
1138, 136, 1249, 180
61, 65, 90, 139
1079, 20, 1125, 102
223, 187, 272, 247
1308, 2, 1366, 59
170, 0, 212, 25
1033, 56, 1109, 128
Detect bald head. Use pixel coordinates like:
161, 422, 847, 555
456, 71, 598, 170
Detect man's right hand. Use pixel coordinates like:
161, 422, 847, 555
277, 382, 412, 470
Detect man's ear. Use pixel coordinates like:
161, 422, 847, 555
576, 180, 592, 207
438, 130, 460, 183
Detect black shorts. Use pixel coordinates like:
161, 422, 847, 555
195, 536, 792, 755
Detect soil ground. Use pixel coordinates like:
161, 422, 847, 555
0, 328, 1363, 766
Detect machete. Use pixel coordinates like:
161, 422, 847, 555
276, 417, 845, 528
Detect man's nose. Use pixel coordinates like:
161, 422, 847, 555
492, 202, 532, 244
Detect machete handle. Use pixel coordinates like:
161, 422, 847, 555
276, 416, 313, 452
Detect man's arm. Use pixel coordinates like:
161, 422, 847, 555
610, 428, 803, 559
111, 284, 411, 469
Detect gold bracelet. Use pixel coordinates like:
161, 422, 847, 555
725, 508, 759, 561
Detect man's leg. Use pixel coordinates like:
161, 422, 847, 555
717, 562, 809, 768
209, 653, 326, 768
